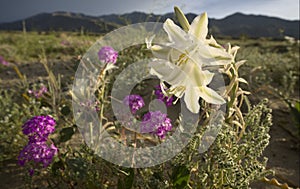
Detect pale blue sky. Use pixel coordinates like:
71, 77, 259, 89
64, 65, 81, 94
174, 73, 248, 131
0, 0, 299, 23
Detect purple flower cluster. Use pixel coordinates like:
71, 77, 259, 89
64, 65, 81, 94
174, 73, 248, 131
140, 111, 172, 139
123, 94, 145, 114
155, 85, 174, 106
98, 46, 118, 64
18, 116, 57, 175
0, 55, 9, 66
18, 142, 58, 168
28, 85, 47, 98
22, 115, 56, 142
121, 94, 173, 138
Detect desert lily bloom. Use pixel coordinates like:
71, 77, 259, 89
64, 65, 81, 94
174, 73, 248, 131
147, 8, 230, 113
147, 11, 233, 68
149, 59, 225, 114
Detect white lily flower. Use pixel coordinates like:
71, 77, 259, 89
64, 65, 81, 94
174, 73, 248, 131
147, 14, 232, 67
147, 9, 229, 113
149, 59, 225, 113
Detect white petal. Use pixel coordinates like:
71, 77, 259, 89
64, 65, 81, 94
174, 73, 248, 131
179, 63, 214, 87
151, 45, 171, 60
184, 86, 200, 113
196, 69, 215, 86
189, 13, 208, 40
149, 60, 186, 86
198, 44, 232, 60
207, 35, 222, 48
199, 86, 226, 105
164, 19, 187, 45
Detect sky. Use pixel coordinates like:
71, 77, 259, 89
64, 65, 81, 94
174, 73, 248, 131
0, 0, 299, 23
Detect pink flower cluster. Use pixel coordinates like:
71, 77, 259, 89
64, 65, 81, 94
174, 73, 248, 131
98, 46, 118, 64
123, 94, 145, 114
122, 94, 173, 139
140, 111, 172, 139
80, 100, 100, 112
28, 85, 47, 98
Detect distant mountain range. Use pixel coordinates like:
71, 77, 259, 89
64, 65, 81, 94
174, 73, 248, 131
0, 11, 299, 39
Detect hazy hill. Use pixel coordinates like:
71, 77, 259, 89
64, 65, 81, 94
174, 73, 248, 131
0, 12, 117, 33
0, 11, 298, 38
209, 13, 299, 38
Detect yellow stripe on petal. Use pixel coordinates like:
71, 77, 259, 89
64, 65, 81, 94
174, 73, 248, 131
189, 13, 208, 40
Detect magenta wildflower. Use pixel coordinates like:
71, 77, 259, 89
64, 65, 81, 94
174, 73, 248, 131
28, 85, 48, 98
18, 115, 57, 175
0, 55, 9, 66
98, 46, 118, 64
22, 115, 56, 142
18, 142, 58, 168
155, 85, 174, 106
140, 111, 172, 139
123, 94, 145, 114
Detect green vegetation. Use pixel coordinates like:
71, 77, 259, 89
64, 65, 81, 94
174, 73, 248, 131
0, 31, 299, 188
0, 31, 97, 63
